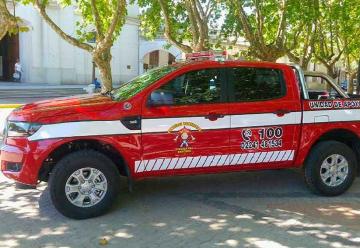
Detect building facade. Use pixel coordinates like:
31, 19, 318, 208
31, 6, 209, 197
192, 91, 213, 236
0, 2, 182, 85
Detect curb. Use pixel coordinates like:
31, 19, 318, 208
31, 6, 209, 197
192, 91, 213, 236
0, 104, 22, 109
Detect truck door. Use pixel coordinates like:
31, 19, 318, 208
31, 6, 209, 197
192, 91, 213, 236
227, 65, 302, 168
138, 67, 230, 175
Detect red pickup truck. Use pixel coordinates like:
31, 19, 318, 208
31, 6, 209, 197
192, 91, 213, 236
1, 57, 359, 219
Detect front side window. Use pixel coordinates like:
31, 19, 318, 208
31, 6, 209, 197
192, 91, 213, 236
230, 67, 286, 102
149, 69, 224, 106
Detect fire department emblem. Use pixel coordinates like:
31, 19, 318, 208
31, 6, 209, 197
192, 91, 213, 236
168, 122, 202, 153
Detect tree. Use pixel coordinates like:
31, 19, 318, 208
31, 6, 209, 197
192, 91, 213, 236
0, 0, 22, 40
285, 0, 319, 69
222, 0, 291, 62
138, 0, 222, 52
22, 0, 127, 93
314, 0, 345, 78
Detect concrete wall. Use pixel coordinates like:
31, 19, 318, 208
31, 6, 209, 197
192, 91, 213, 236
14, 3, 140, 85
139, 38, 182, 75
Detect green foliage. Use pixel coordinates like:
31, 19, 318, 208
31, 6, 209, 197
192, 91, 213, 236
22, 0, 126, 44
312, 0, 360, 75
221, 0, 319, 61
138, 0, 224, 52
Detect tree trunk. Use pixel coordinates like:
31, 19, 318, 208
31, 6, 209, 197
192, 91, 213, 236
0, 0, 18, 40
93, 49, 113, 94
326, 66, 337, 79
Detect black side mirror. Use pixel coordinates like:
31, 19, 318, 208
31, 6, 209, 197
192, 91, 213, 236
148, 90, 174, 107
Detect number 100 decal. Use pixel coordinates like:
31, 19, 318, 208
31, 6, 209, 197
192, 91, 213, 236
241, 127, 283, 150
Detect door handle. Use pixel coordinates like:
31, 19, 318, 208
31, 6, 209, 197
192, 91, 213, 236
205, 113, 225, 121
273, 109, 291, 117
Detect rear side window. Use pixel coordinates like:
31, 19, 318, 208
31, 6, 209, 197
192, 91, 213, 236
230, 67, 286, 102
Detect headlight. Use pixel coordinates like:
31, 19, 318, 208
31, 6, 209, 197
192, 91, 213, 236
6, 122, 42, 137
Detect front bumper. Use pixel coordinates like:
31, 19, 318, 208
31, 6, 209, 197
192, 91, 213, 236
0, 137, 42, 186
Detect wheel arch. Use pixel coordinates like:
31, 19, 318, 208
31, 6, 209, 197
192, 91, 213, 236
305, 128, 360, 175
38, 138, 131, 182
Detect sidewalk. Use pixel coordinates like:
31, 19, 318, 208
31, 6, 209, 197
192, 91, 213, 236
0, 81, 87, 90
0, 81, 89, 104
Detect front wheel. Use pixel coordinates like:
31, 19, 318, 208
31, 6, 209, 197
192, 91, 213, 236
49, 150, 120, 219
304, 141, 357, 196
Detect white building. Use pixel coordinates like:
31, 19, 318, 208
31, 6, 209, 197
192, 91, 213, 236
0, 2, 182, 85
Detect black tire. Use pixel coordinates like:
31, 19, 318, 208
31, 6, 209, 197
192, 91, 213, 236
49, 150, 120, 219
304, 141, 357, 196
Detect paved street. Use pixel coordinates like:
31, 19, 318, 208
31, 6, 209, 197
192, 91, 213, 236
1, 170, 360, 248
0, 83, 87, 104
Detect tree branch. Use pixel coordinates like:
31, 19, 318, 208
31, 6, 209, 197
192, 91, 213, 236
34, 0, 93, 52
90, 0, 103, 38
189, 0, 207, 50
99, 0, 126, 51
275, 0, 287, 47
254, 0, 264, 45
158, 0, 192, 52
235, 1, 257, 46
185, 0, 200, 46
0, 0, 18, 40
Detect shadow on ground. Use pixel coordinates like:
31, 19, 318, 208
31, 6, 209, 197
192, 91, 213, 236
1, 170, 360, 248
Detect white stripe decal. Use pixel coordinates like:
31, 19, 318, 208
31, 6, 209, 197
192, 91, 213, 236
175, 157, 186, 169
29, 120, 140, 141
269, 151, 279, 162
275, 151, 286, 161
145, 159, 156, 171
160, 158, 171, 170
244, 153, 254, 164
167, 157, 179, 170
182, 157, 193, 169
288, 150, 295, 161
231, 112, 302, 128
152, 159, 164, 171
138, 160, 147, 172
251, 152, 261, 163
28, 109, 360, 141
282, 150, 292, 161
135, 150, 295, 173
196, 156, 208, 168
230, 154, 241, 165
303, 109, 360, 123
204, 156, 214, 167
211, 155, 222, 167
218, 155, 228, 166
189, 156, 200, 168
238, 154, 247, 164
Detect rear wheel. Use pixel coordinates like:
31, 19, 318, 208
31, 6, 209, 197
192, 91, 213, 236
304, 141, 357, 196
49, 150, 120, 219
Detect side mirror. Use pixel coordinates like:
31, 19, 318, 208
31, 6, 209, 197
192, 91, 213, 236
148, 90, 174, 107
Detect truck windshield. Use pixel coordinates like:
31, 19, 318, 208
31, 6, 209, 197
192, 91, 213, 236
111, 66, 178, 101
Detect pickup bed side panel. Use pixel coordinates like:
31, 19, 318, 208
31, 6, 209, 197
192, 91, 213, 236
294, 99, 360, 166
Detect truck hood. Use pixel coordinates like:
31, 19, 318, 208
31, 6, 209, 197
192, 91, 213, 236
9, 94, 120, 123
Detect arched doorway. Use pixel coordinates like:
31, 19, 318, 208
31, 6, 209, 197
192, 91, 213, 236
143, 50, 176, 72
0, 33, 19, 81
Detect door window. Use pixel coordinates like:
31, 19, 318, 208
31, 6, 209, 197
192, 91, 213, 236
149, 69, 225, 106
229, 67, 286, 102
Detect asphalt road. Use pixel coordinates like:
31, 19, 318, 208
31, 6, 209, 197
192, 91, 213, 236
0, 169, 360, 248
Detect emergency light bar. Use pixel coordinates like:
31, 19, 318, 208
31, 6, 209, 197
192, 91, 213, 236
185, 50, 227, 62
